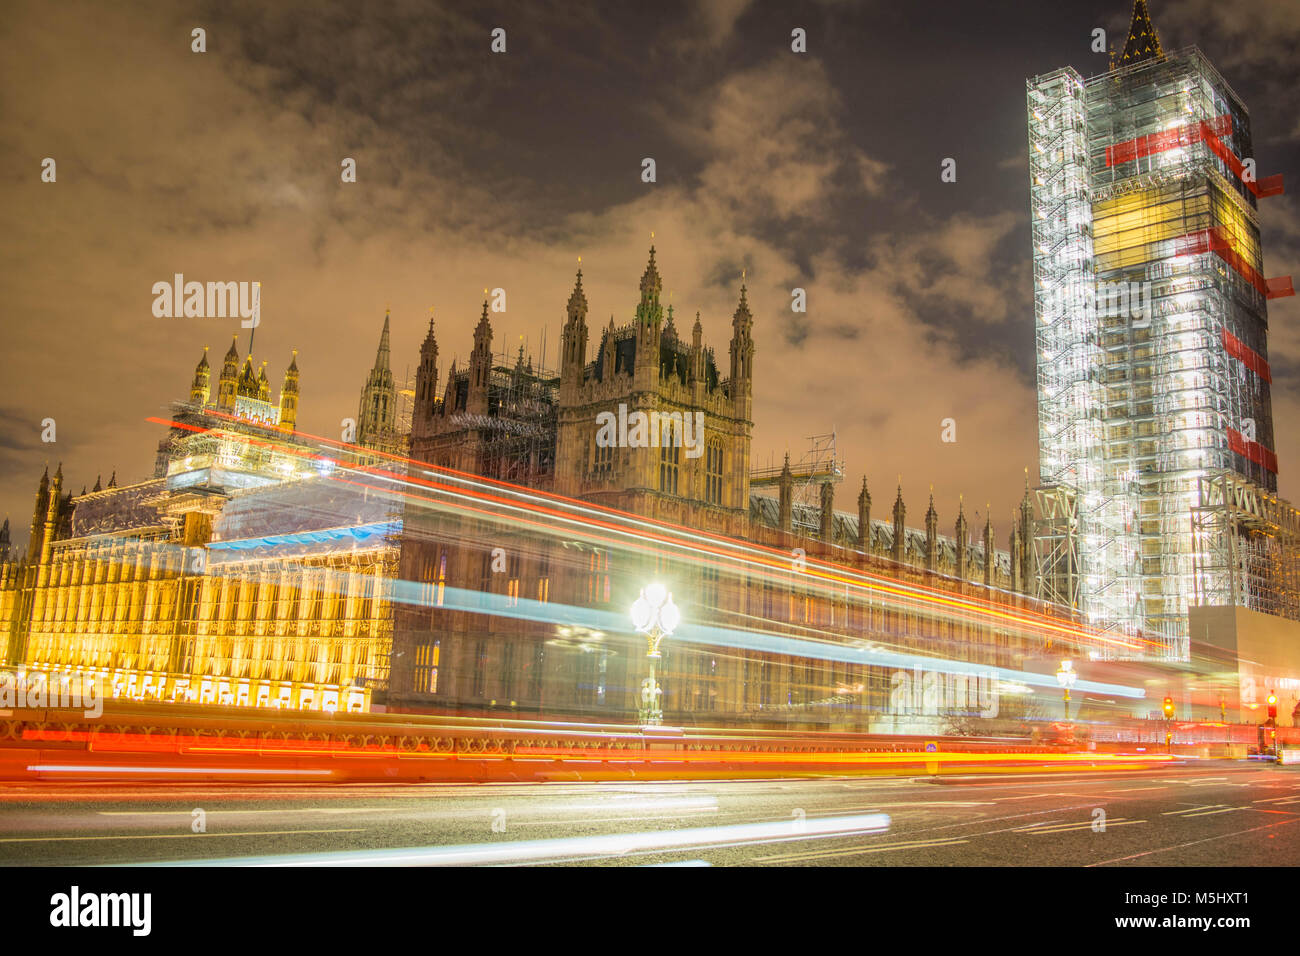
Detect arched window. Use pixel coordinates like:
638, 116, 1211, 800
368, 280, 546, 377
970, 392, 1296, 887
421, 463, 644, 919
705, 440, 723, 505
659, 443, 679, 495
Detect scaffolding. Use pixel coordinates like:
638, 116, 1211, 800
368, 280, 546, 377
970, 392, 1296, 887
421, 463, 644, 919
1028, 47, 1282, 656
1192, 471, 1300, 620
443, 346, 559, 486
751, 432, 844, 537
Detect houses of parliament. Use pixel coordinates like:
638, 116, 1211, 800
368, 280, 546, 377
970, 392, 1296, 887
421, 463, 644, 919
0, 247, 1064, 727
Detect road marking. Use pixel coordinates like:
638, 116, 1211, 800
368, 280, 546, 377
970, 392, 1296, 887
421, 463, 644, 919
1101, 787, 1168, 794
1013, 818, 1145, 834
1160, 805, 1249, 817
0, 828, 367, 844
1088, 816, 1300, 866
753, 836, 970, 863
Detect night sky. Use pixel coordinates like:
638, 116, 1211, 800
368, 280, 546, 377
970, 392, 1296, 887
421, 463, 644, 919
2, 0, 1297, 549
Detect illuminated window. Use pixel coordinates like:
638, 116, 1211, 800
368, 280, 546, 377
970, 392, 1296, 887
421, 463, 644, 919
588, 551, 610, 603
436, 552, 446, 607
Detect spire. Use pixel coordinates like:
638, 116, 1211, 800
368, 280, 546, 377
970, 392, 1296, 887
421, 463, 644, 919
857, 477, 871, 552
107, 470, 116, 488
567, 266, 588, 317
92, 475, 102, 493
374, 310, 392, 371
892, 483, 906, 563
1119, 0, 1163, 66
223, 334, 239, 364
639, 245, 662, 301
778, 453, 793, 533
190, 346, 211, 406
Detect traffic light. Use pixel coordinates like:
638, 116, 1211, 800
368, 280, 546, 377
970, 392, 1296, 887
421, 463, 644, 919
1267, 692, 1278, 721
1162, 696, 1175, 719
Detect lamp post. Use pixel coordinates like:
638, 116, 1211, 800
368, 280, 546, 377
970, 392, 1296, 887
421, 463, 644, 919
630, 582, 680, 726
1056, 659, 1076, 722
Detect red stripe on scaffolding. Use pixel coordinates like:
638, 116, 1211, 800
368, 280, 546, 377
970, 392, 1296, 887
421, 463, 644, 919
1220, 327, 1272, 383
1227, 428, 1279, 474
1175, 227, 1294, 300
1105, 114, 1284, 198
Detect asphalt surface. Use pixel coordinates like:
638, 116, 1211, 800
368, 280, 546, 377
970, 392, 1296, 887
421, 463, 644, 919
1, 761, 1297, 866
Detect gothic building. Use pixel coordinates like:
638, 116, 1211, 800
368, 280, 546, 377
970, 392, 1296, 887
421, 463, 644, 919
0, 245, 1056, 729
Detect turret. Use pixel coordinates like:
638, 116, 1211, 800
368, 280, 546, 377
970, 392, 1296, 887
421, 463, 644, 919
190, 347, 211, 406
279, 350, 300, 431
413, 314, 439, 439
1010, 514, 1022, 593
955, 499, 969, 579
1019, 478, 1035, 594
257, 361, 270, 402
468, 301, 493, 416
925, 493, 938, 572
26, 466, 49, 563
728, 280, 754, 421
892, 485, 906, 564
857, 478, 871, 551
982, 511, 995, 587
778, 454, 793, 533
217, 336, 239, 411
560, 266, 588, 397
633, 247, 664, 390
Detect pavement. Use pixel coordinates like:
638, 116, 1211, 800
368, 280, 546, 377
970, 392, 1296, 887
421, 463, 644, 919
1, 760, 1297, 866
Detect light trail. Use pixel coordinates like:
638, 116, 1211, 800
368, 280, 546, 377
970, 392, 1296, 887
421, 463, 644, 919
144, 812, 893, 866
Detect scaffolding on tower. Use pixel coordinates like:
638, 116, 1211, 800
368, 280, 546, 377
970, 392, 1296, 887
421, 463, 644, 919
750, 432, 844, 537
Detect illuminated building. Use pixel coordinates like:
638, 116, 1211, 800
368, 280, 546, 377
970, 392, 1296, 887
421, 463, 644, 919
0, 347, 393, 713
1, 250, 1067, 729
1028, 1, 1295, 656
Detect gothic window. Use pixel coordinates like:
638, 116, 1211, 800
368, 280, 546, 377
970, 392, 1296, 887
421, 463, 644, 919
594, 439, 613, 478
588, 550, 611, 603
436, 552, 447, 608
659, 442, 679, 495
705, 439, 723, 505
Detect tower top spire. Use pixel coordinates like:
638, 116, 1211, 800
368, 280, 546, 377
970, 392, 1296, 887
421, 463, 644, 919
1119, 0, 1164, 66
373, 311, 392, 371
640, 245, 662, 300
567, 265, 587, 315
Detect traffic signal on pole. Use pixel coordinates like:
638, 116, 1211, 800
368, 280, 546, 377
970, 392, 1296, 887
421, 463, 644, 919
1162, 696, 1175, 719
1268, 692, 1278, 721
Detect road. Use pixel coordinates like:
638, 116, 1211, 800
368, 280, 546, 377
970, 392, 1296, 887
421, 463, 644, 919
1, 761, 1297, 866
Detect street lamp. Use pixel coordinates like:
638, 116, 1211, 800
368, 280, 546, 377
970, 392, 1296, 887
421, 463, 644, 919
1056, 659, 1076, 721
630, 582, 680, 726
